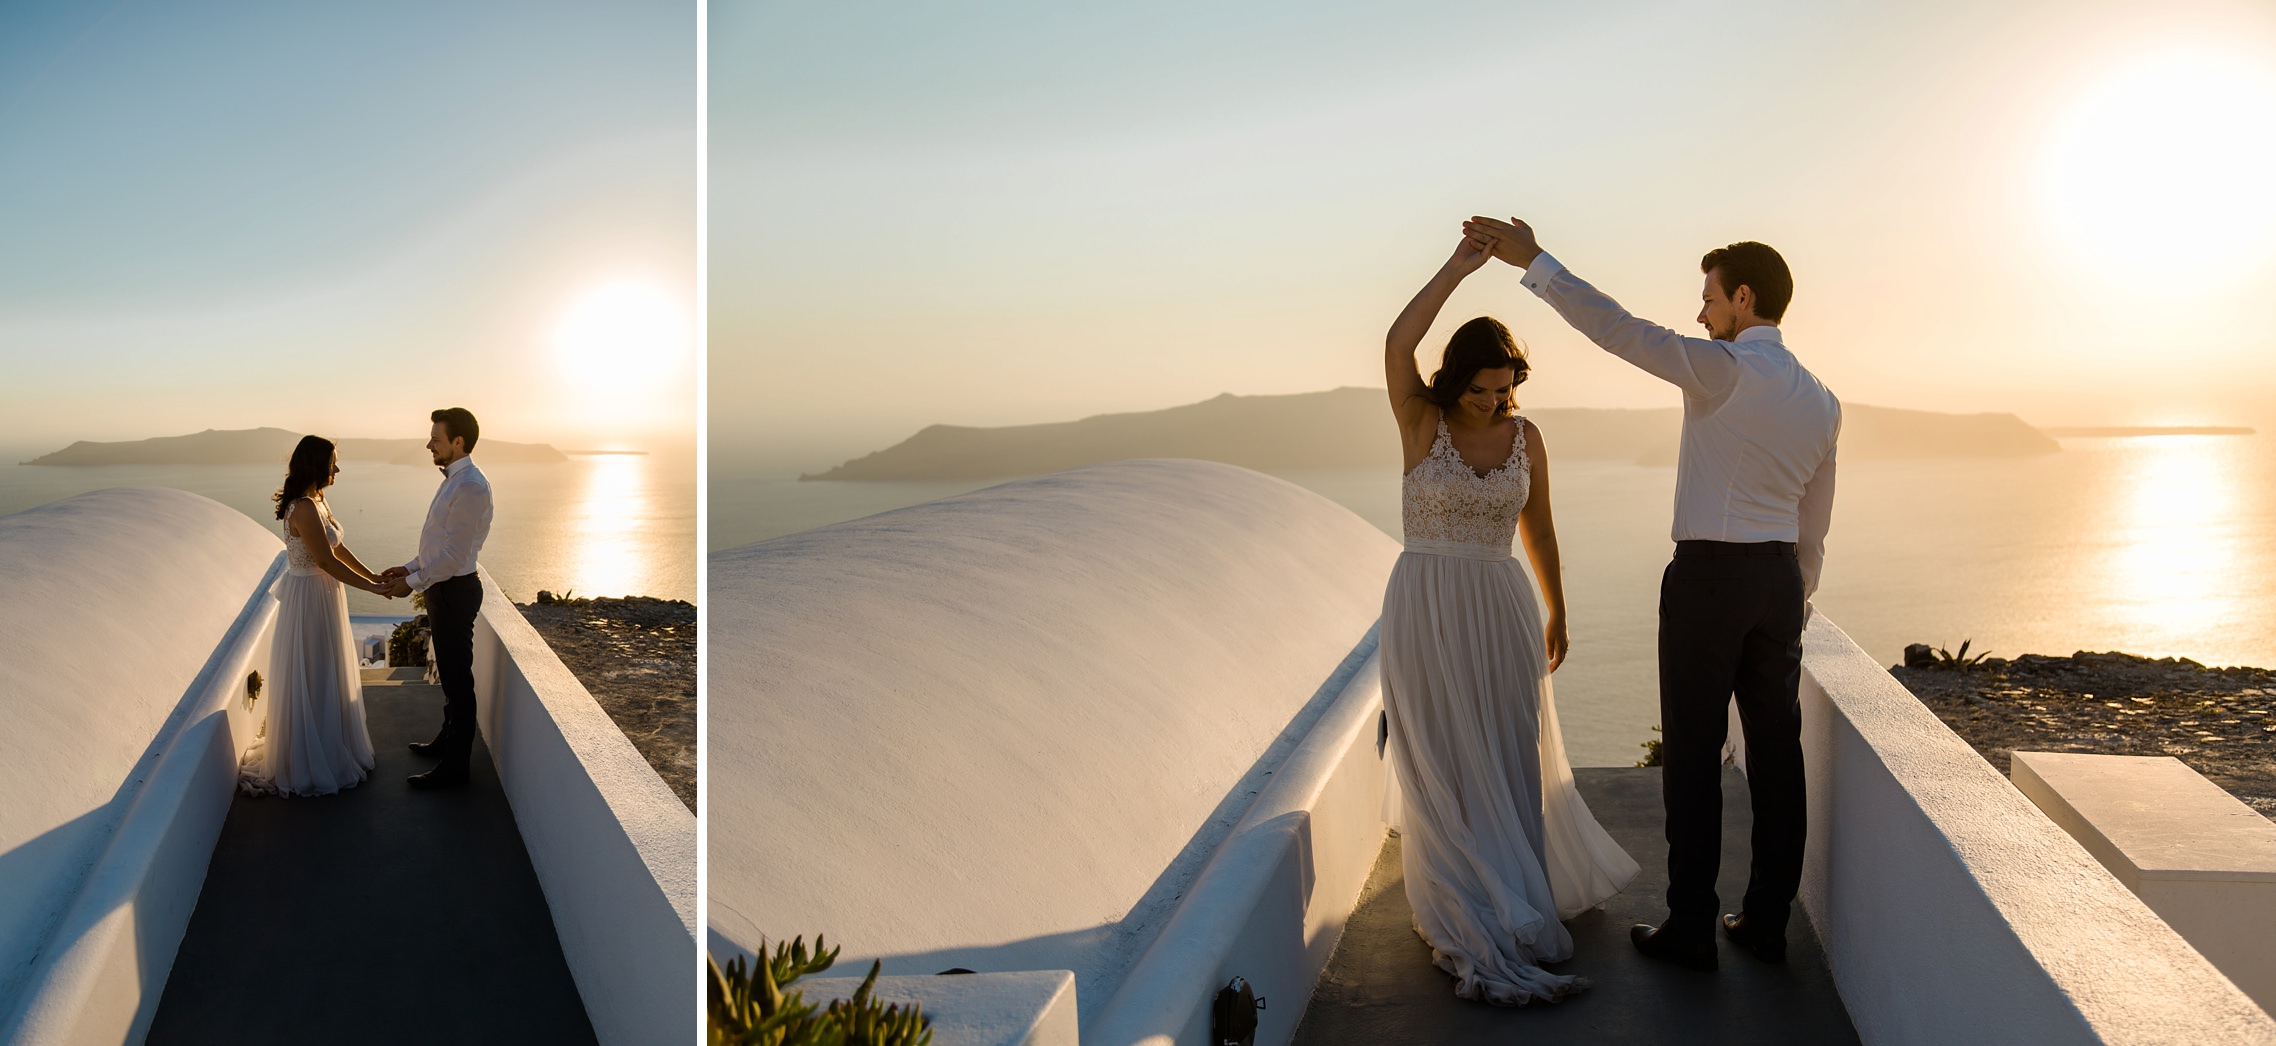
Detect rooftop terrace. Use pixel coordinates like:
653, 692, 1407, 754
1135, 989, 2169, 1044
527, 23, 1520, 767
1296, 767, 1858, 1044
147, 669, 595, 1042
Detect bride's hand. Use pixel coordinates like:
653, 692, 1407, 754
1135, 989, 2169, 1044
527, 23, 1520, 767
1544, 614, 1569, 673
1449, 231, 1494, 275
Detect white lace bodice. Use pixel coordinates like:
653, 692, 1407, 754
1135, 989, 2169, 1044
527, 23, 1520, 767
283, 498, 343, 575
1401, 415, 1530, 553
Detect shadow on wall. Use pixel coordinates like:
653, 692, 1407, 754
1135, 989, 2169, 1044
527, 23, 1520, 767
0, 806, 112, 1003
0, 541, 282, 1043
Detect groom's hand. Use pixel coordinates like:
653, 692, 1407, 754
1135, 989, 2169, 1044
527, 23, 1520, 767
382, 577, 413, 599
379, 566, 410, 579
1464, 216, 1542, 269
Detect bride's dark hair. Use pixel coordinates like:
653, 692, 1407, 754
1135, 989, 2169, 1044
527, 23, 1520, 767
1426, 316, 1529, 417
273, 435, 336, 520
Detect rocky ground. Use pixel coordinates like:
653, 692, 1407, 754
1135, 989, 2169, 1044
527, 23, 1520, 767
1890, 647, 2276, 821
517, 594, 695, 812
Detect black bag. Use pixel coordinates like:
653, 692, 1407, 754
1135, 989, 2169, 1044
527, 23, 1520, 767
1212, 976, 1266, 1046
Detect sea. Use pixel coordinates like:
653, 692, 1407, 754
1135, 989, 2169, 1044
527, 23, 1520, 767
0, 448, 697, 623
714, 434, 2276, 767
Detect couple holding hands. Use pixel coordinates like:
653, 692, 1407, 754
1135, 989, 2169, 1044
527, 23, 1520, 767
238, 407, 495, 798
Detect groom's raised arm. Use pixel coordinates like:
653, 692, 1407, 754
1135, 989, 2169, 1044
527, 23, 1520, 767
1465, 216, 1739, 399
1515, 252, 1738, 399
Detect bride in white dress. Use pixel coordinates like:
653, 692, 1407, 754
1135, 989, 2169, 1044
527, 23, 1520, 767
240, 435, 386, 797
1378, 231, 1640, 1003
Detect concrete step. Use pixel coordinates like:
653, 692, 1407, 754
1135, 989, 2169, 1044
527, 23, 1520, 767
360, 666, 429, 684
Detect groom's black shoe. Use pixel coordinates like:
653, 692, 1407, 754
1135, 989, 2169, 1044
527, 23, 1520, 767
407, 764, 469, 790
1630, 922, 1718, 971
407, 737, 444, 758
1721, 913, 1787, 963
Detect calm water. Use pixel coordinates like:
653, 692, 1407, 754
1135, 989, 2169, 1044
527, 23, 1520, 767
716, 435, 2276, 766
0, 450, 696, 615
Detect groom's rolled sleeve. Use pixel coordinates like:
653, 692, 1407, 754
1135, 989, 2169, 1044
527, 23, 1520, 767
1796, 445, 1838, 605
1520, 251, 1738, 398
407, 483, 492, 591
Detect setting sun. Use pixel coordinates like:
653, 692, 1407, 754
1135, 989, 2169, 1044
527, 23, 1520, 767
553, 282, 691, 393
2037, 48, 2276, 288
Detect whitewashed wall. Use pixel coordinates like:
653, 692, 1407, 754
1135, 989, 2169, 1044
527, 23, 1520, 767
707, 460, 1401, 1029
1084, 641, 1389, 1046
0, 489, 283, 1046
1795, 615, 2276, 1044
471, 567, 697, 1046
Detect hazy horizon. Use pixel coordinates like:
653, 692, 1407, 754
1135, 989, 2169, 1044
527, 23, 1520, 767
0, 1, 696, 451
717, 382, 2272, 474
715, 0, 2276, 464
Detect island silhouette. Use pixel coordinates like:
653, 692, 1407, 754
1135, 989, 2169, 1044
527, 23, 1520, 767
801, 388, 2066, 482
23, 427, 572, 467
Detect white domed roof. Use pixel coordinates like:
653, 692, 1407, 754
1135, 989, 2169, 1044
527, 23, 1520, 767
707, 460, 1399, 1010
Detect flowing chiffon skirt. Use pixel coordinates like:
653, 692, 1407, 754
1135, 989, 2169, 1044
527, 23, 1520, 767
239, 569, 375, 797
1380, 547, 1640, 1004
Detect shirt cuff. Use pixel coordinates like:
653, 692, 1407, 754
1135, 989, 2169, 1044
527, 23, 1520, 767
1529, 253, 1565, 297
407, 570, 430, 592
1519, 250, 1565, 296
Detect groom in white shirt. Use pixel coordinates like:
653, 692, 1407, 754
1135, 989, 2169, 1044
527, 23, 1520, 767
1469, 216, 1839, 972
381, 407, 495, 789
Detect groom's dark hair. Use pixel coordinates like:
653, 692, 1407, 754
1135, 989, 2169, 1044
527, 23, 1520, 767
1701, 241, 1793, 322
432, 407, 480, 453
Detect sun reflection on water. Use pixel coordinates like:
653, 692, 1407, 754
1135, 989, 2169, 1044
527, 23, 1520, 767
2102, 437, 2246, 643
566, 453, 653, 599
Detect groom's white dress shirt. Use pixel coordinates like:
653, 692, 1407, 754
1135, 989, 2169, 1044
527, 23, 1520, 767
1519, 251, 1841, 598
402, 455, 493, 592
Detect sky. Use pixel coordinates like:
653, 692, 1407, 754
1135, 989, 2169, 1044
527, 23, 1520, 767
0, 0, 695, 455
714, 0, 2276, 468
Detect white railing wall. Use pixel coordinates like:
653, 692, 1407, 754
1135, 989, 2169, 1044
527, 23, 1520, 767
1795, 614, 2276, 1044
470, 567, 697, 1046
1085, 637, 1389, 1046
1, 556, 281, 1046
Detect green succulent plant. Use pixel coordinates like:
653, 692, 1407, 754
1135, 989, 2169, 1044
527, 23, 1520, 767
1934, 639, 1993, 670
708, 935, 932, 1046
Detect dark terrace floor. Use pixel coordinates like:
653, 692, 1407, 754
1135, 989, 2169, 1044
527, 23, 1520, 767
149, 668, 595, 1045
1294, 766, 1859, 1046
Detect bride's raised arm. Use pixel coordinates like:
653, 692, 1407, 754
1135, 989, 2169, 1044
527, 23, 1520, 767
1387, 232, 1494, 449
288, 499, 386, 595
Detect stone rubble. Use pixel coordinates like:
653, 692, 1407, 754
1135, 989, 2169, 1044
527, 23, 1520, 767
1891, 648, 2276, 822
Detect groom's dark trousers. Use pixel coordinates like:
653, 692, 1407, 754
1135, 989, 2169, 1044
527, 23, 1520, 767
424, 571, 483, 774
1658, 539, 1809, 940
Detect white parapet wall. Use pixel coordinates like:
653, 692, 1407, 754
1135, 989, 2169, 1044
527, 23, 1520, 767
1083, 642, 1389, 1046
707, 460, 1402, 1038
1795, 615, 2276, 1044
470, 566, 697, 1046
2011, 751, 2276, 1016
0, 489, 284, 1046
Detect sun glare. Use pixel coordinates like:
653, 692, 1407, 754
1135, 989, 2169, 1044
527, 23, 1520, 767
552, 282, 691, 393
2037, 49, 2276, 287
